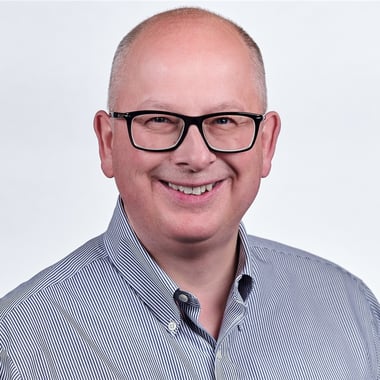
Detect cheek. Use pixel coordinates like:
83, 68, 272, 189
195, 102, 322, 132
229, 148, 263, 183
111, 136, 141, 195
229, 151, 263, 205
111, 141, 162, 204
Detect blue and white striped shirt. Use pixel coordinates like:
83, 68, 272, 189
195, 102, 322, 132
1, 198, 379, 379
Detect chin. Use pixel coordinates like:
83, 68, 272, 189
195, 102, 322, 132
164, 219, 228, 245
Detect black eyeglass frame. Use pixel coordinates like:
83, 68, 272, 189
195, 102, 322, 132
109, 110, 265, 153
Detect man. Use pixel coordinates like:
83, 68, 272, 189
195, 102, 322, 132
0, 7, 379, 379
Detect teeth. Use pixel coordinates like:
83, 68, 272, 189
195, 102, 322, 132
168, 182, 215, 195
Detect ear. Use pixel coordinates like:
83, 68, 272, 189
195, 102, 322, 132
93, 110, 115, 178
260, 111, 281, 178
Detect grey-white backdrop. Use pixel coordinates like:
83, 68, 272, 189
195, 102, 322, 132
1, 1, 379, 298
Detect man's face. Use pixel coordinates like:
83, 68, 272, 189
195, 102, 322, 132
95, 18, 280, 254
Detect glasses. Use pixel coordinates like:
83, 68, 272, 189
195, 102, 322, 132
109, 110, 265, 153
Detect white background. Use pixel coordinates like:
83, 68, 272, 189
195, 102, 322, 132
1, 1, 379, 298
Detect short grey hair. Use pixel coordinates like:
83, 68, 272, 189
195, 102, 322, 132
107, 7, 267, 112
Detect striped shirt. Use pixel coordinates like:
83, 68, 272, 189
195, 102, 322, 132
1, 198, 379, 379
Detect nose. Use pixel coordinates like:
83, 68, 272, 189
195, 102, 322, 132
171, 125, 216, 171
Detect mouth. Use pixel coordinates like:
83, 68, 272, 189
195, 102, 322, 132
167, 181, 216, 196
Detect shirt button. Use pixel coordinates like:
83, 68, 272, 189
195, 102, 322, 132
168, 321, 177, 332
216, 350, 223, 360
178, 293, 189, 303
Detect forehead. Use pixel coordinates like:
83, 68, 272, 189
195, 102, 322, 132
129, 15, 251, 61
112, 15, 262, 112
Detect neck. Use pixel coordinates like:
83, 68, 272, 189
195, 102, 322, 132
147, 231, 240, 338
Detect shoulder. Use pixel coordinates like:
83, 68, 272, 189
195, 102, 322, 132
247, 234, 359, 277
246, 233, 380, 326
0, 234, 106, 321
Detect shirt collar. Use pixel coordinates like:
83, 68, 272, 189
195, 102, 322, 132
103, 198, 181, 331
235, 223, 256, 302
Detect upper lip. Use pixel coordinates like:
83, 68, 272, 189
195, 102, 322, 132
166, 181, 216, 194
164, 180, 219, 187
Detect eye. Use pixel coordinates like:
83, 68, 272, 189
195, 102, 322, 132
206, 116, 238, 129
214, 117, 234, 125
144, 116, 179, 131
149, 116, 173, 124
133, 114, 182, 134
135, 114, 178, 129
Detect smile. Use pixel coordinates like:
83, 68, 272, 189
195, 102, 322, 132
167, 182, 215, 195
